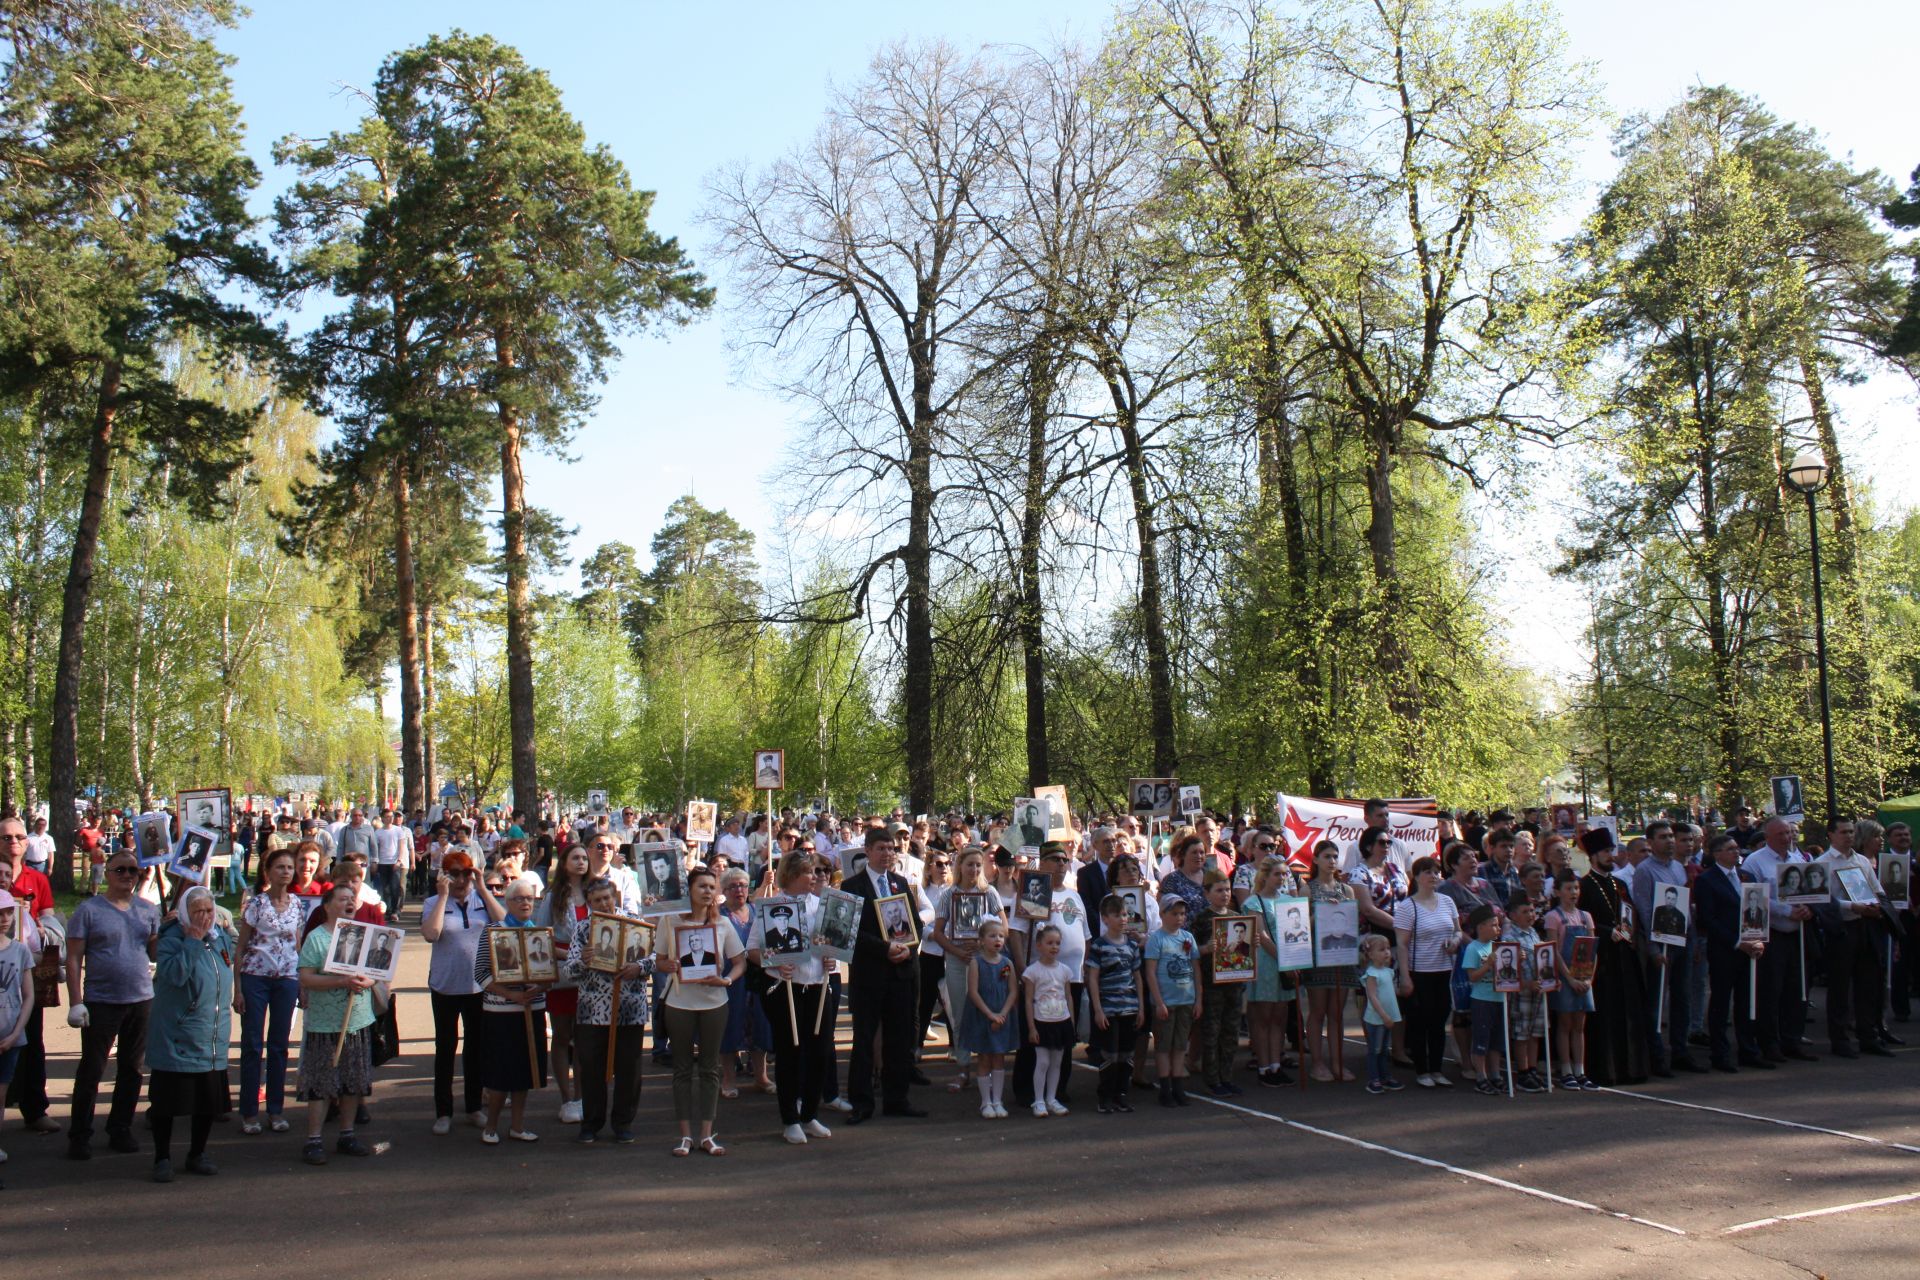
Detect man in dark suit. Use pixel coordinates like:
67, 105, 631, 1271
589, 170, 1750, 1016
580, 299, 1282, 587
844, 827, 929, 1122
1697, 834, 1769, 1071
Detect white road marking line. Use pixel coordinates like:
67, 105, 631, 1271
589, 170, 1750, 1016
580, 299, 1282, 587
1722, 1190, 1920, 1234
1072, 1065, 1686, 1236
1598, 1088, 1920, 1155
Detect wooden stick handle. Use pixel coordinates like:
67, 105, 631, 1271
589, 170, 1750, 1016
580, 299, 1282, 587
333, 990, 355, 1067
785, 977, 799, 1046
524, 1005, 539, 1085
812, 973, 828, 1035
606, 977, 621, 1084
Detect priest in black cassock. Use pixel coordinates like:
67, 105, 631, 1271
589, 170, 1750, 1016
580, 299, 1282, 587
1577, 827, 1650, 1086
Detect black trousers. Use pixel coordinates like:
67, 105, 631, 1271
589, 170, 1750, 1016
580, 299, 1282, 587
430, 991, 488, 1118
1089, 1012, 1141, 1099
1893, 911, 1916, 1019
765, 980, 831, 1125
847, 966, 917, 1108
1705, 945, 1759, 1063
5, 1002, 49, 1120
819, 974, 844, 1101
1012, 982, 1081, 1106
1755, 929, 1809, 1054
1407, 972, 1452, 1075
573, 1022, 643, 1133
1825, 919, 1885, 1048
914, 950, 946, 1058
69, 999, 150, 1142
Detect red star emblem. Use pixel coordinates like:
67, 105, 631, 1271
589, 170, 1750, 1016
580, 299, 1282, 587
1280, 807, 1321, 871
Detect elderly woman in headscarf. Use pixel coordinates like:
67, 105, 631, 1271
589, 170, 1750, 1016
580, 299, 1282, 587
147, 885, 235, 1181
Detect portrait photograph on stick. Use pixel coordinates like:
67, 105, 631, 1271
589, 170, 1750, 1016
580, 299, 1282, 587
1532, 941, 1559, 994
948, 889, 989, 940
1114, 885, 1148, 941
1650, 884, 1691, 948
1212, 913, 1256, 983
522, 926, 558, 983
813, 887, 861, 963
685, 799, 718, 846
328, 921, 369, 973
134, 811, 173, 868
170, 824, 219, 884
876, 892, 918, 948
177, 787, 231, 857
1312, 898, 1359, 969
1778, 860, 1828, 906
637, 842, 690, 917
1879, 852, 1910, 910
753, 748, 785, 791
1739, 882, 1771, 942
1274, 897, 1314, 970
1178, 784, 1203, 817
1493, 941, 1523, 993
675, 922, 719, 981
1033, 783, 1072, 840
489, 928, 528, 984
1016, 869, 1052, 921
755, 895, 809, 961
356, 925, 404, 984
1129, 777, 1174, 817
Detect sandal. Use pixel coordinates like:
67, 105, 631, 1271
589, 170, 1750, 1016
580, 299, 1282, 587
671, 1137, 693, 1158
719, 1087, 741, 1101
268, 1116, 290, 1133
700, 1135, 726, 1157
947, 1074, 972, 1093
239, 1118, 262, 1136
755, 1081, 777, 1095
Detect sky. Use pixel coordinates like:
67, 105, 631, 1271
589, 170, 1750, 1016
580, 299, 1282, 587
218, 0, 1920, 687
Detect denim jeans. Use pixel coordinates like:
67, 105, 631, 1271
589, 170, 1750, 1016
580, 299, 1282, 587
239, 973, 299, 1117
1365, 1021, 1393, 1083
371, 864, 404, 920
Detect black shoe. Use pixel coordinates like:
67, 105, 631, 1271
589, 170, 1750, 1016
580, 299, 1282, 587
1877, 1029, 1906, 1047
1832, 1042, 1860, 1059
1171, 1083, 1191, 1107
1862, 1042, 1895, 1058
1096, 1100, 1115, 1114
1671, 1057, 1707, 1073
846, 1106, 876, 1125
106, 1129, 140, 1154
1738, 1054, 1775, 1070
1711, 1060, 1738, 1074
1650, 1064, 1674, 1079
1112, 1097, 1134, 1113
613, 1129, 636, 1144
184, 1154, 218, 1175
1687, 1031, 1710, 1048
302, 1139, 328, 1166
1158, 1080, 1174, 1108
576, 1128, 597, 1145
1783, 1047, 1820, 1062
336, 1134, 372, 1156
908, 1069, 932, 1087
66, 1140, 91, 1162
881, 1104, 928, 1118
151, 1158, 173, 1183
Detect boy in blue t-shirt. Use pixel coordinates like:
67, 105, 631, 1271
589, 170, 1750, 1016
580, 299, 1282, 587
1085, 895, 1145, 1114
1144, 897, 1197, 1108
1461, 905, 1506, 1096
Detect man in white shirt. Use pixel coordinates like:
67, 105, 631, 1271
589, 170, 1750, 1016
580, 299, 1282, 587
1743, 816, 1818, 1062
23, 816, 54, 875
715, 817, 750, 866
371, 808, 414, 921
1814, 817, 1893, 1058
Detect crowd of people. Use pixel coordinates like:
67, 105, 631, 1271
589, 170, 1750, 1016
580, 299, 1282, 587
0, 798, 1910, 1184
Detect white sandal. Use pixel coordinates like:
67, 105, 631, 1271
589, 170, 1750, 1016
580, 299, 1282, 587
671, 1137, 693, 1157
700, 1135, 726, 1157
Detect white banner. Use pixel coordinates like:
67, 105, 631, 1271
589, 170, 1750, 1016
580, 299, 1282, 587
1274, 793, 1441, 874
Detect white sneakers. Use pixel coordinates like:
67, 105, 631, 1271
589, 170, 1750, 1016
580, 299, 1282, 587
1031, 1102, 1050, 1118
802, 1119, 832, 1139
431, 1116, 453, 1135
558, 1100, 583, 1124
1046, 1100, 1069, 1116
468, 1110, 488, 1128
822, 1097, 853, 1113
1431, 1073, 1454, 1087
783, 1124, 808, 1145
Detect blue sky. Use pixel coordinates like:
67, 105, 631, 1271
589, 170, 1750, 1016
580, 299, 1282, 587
220, 0, 1920, 681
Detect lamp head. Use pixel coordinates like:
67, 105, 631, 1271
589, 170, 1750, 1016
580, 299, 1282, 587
1785, 451, 1829, 494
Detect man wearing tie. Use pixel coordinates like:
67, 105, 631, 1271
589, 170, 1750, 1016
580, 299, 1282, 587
845, 828, 931, 1123
1743, 817, 1818, 1062
1696, 834, 1769, 1071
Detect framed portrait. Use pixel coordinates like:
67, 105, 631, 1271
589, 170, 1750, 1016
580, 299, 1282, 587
170, 823, 219, 885
1178, 784, 1203, 817
876, 892, 919, 948
1129, 777, 1175, 817
1113, 885, 1148, 941
177, 787, 231, 859
636, 842, 690, 918
1012, 798, 1046, 855
755, 895, 810, 962
1033, 784, 1072, 841
1493, 942, 1523, 994
1311, 898, 1359, 969
1879, 852, 1910, 911
326, 921, 369, 974
488, 928, 528, 984
586, 912, 625, 974
1016, 870, 1053, 921
133, 811, 174, 868
521, 927, 558, 983
621, 918, 655, 970
814, 887, 861, 964
1649, 884, 1691, 948
1835, 865, 1875, 907
948, 889, 991, 941
1211, 912, 1256, 984
1770, 774, 1804, 821
1739, 882, 1772, 942
1566, 934, 1597, 983
357, 925, 404, 983
1532, 941, 1559, 993
685, 799, 718, 846
1272, 896, 1314, 971
753, 748, 786, 792
585, 789, 609, 816
675, 923, 720, 982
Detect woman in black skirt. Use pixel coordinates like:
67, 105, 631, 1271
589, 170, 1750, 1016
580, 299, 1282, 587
473, 875, 549, 1144
147, 887, 235, 1181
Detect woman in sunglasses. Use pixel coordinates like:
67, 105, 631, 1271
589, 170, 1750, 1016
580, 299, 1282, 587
421, 851, 503, 1135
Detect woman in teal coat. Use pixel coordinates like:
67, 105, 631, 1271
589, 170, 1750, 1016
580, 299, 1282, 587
148, 886, 235, 1182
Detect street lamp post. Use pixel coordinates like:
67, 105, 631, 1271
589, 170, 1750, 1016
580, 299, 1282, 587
1784, 451, 1839, 825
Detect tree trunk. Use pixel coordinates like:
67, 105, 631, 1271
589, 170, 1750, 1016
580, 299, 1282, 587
904, 399, 936, 815
495, 333, 539, 823
373, 682, 387, 808
23, 431, 46, 813
392, 458, 425, 815
1362, 416, 1419, 760
420, 596, 437, 805
1018, 354, 1052, 791
49, 359, 121, 887
1105, 367, 1178, 777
